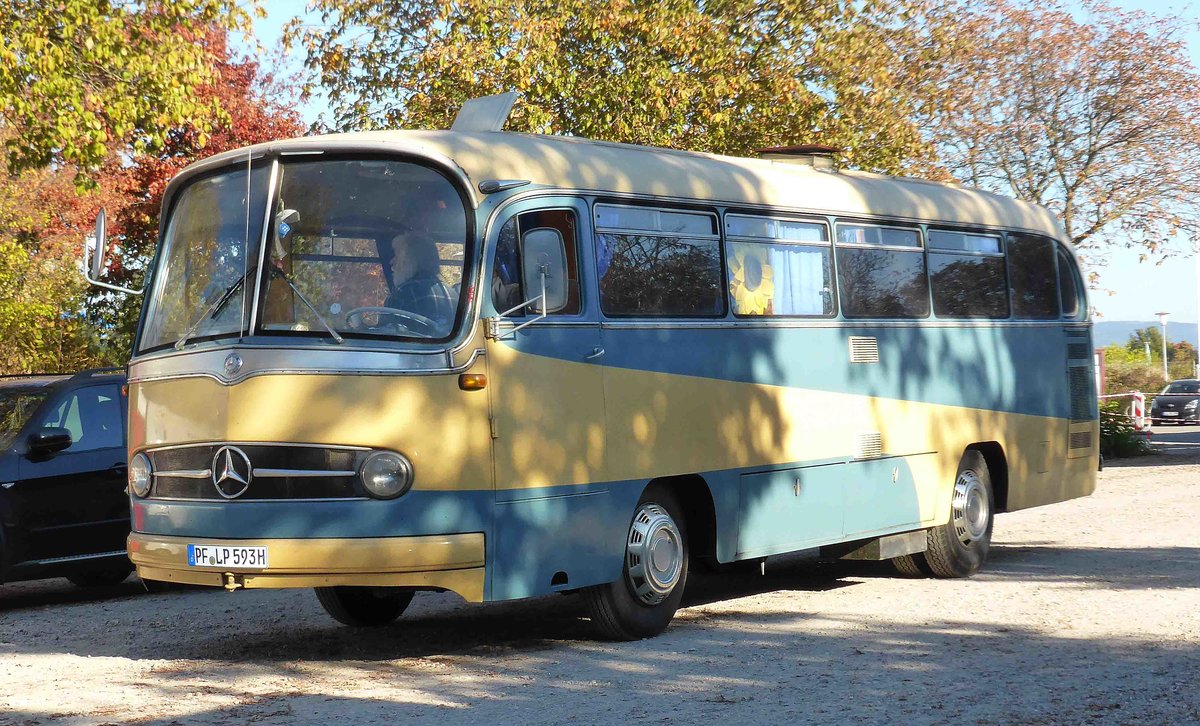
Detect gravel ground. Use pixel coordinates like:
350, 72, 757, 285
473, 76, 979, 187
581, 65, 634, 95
1, 450, 1198, 726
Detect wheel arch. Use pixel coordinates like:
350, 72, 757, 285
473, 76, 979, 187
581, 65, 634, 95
966, 441, 1008, 513
642, 473, 717, 563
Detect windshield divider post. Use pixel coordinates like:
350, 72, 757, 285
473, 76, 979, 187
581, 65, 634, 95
248, 158, 282, 337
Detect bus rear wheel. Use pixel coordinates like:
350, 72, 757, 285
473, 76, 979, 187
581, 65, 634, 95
923, 450, 994, 578
315, 586, 414, 627
583, 487, 689, 641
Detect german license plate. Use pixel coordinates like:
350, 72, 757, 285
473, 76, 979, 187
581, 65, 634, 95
1164, 411, 1179, 417
187, 544, 268, 569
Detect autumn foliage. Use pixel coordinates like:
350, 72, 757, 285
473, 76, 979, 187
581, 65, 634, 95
0, 28, 304, 373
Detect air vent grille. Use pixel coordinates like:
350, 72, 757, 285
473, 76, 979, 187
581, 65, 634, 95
1067, 341, 1090, 361
1069, 366, 1093, 422
1069, 431, 1093, 450
849, 336, 879, 363
855, 432, 883, 459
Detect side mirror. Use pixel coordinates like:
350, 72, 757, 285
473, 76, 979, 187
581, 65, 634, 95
521, 228, 568, 313
27, 427, 73, 457
91, 208, 107, 280
82, 208, 143, 295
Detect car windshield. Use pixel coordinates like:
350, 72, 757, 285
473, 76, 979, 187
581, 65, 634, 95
1163, 382, 1200, 395
258, 159, 467, 341
0, 387, 50, 449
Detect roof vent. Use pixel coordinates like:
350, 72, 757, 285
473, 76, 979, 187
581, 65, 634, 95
451, 92, 519, 132
755, 144, 839, 170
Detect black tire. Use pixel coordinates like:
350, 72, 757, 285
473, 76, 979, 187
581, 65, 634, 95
315, 586, 414, 627
923, 450, 994, 578
583, 486, 689, 641
67, 563, 133, 587
891, 553, 928, 577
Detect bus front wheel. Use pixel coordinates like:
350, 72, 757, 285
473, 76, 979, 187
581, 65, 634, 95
583, 487, 689, 640
315, 586, 414, 627
923, 450, 995, 578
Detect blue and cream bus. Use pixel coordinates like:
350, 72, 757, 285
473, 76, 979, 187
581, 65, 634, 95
90, 98, 1097, 639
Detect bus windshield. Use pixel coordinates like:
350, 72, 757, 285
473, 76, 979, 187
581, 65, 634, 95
139, 157, 469, 352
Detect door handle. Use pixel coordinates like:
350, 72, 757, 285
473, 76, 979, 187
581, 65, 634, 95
585, 347, 605, 360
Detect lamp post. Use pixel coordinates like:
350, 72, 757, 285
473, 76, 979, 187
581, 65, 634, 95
1156, 311, 1170, 382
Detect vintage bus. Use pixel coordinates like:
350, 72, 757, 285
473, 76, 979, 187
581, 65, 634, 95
88, 97, 1097, 640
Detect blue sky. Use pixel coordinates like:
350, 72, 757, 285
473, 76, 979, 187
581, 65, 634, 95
252, 0, 1200, 325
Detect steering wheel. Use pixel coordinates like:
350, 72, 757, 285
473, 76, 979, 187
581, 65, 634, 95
344, 306, 440, 336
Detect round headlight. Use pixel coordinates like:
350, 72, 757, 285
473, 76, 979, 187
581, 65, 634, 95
129, 452, 152, 498
359, 451, 413, 499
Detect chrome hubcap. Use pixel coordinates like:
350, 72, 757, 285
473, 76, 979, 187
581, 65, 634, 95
625, 503, 683, 605
952, 470, 989, 547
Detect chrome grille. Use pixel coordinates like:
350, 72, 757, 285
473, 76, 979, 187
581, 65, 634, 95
147, 443, 367, 500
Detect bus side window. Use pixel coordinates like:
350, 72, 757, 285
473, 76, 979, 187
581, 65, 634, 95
595, 204, 724, 317
1057, 247, 1083, 319
492, 210, 582, 316
835, 222, 929, 319
1007, 233, 1059, 319
724, 214, 835, 317
927, 229, 1008, 319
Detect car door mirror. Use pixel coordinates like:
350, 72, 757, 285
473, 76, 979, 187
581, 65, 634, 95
27, 427, 73, 457
521, 227, 568, 313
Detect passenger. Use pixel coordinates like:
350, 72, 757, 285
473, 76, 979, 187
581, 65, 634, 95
385, 232, 454, 334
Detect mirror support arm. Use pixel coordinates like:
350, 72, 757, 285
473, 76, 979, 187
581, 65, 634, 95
485, 270, 547, 340
82, 220, 143, 295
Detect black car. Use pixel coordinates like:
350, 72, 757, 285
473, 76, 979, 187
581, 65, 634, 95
1150, 379, 1200, 426
0, 369, 132, 587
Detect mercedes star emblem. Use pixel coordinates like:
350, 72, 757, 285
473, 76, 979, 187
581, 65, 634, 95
223, 353, 243, 377
211, 446, 253, 499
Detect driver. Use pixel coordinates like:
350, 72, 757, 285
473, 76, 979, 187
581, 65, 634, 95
385, 231, 454, 334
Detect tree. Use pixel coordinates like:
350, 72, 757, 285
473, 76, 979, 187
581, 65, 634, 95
0, 0, 257, 181
96, 29, 307, 356
0, 28, 305, 373
924, 0, 1200, 266
286, 0, 955, 172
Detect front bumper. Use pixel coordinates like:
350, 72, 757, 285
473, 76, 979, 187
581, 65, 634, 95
128, 532, 486, 601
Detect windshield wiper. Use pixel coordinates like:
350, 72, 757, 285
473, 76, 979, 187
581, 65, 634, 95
268, 265, 344, 344
173, 271, 253, 350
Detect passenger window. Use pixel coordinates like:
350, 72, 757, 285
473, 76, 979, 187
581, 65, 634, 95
596, 204, 723, 317
928, 229, 1009, 318
491, 209, 582, 316
724, 215, 834, 317
40, 385, 123, 452
835, 222, 929, 319
1057, 247, 1082, 319
1007, 233, 1059, 319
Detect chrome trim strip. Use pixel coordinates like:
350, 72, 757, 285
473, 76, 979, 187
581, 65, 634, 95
143, 441, 372, 453
147, 496, 370, 503
253, 468, 357, 478
153, 469, 211, 479
598, 320, 1076, 330
128, 346, 484, 386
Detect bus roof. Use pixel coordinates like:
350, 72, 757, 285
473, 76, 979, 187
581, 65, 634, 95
185, 130, 1068, 241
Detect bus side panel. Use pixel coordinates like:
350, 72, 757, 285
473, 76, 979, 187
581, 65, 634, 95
489, 485, 635, 601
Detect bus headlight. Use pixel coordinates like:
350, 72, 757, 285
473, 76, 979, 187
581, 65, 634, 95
129, 452, 152, 498
359, 451, 414, 499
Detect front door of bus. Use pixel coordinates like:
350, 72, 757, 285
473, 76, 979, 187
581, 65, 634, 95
483, 198, 610, 598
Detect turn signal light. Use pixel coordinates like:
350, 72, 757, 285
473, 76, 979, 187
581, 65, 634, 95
459, 373, 487, 391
